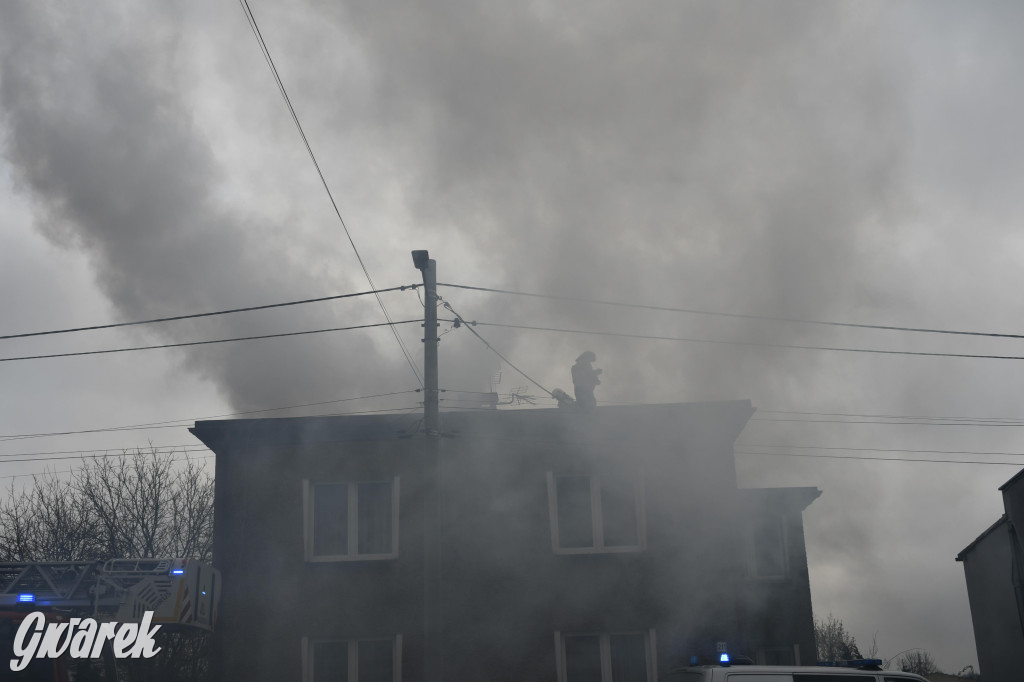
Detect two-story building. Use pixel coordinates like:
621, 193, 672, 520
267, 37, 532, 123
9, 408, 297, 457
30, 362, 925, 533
191, 400, 820, 682
957, 467, 1024, 682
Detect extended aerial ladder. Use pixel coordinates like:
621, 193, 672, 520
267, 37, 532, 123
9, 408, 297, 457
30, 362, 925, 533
0, 558, 219, 630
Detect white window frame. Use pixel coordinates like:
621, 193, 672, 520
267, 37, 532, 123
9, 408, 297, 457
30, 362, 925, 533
303, 477, 400, 562
554, 630, 657, 682
547, 471, 646, 554
747, 513, 789, 579
301, 635, 402, 682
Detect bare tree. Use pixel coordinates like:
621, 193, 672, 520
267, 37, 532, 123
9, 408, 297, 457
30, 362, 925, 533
814, 613, 862, 662
898, 650, 939, 675
0, 450, 215, 681
0, 468, 101, 561
866, 632, 879, 659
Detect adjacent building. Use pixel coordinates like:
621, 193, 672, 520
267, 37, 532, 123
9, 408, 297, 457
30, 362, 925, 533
957, 467, 1024, 682
191, 400, 821, 682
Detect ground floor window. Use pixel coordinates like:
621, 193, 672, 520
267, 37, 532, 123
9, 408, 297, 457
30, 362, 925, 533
758, 645, 798, 665
302, 635, 401, 682
555, 630, 656, 682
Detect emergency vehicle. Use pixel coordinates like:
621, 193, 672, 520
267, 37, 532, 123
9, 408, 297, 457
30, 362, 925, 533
671, 657, 929, 682
0, 558, 219, 682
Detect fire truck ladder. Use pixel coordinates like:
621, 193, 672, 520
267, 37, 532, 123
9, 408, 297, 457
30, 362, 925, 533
0, 558, 219, 631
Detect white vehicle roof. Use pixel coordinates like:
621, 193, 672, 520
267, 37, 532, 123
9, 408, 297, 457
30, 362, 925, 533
671, 665, 929, 682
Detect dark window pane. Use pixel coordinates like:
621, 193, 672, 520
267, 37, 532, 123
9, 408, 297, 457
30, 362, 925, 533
763, 648, 795, 665
357, 482, 393, 555
314, 485, 348, 556
795, 676, 873, 682
564, 635, 602, 682
753, 517, 786, 576
557, 477, 594, 548
313, 641, 348, 682
601, 475, 639, 547
358, 639, 393, 682
609, 634, 647, 682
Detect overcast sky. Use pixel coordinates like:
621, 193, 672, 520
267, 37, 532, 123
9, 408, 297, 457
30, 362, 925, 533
3, 0, 1024, 672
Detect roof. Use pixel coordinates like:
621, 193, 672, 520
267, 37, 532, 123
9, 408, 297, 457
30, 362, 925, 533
998, 465, 1024, 491
956, 514, 1008, 561
190, 400, 756, 453
741, 486, 822, 512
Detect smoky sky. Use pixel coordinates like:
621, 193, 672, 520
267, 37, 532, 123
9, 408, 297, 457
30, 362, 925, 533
3, 0, 1024, 672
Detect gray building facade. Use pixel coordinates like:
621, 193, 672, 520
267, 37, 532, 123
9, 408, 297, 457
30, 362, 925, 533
192, 401, 820, 682
957, 468, 1024, 682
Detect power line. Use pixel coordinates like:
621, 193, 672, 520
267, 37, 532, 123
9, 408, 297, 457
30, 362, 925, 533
0, 444, 210, 459
758, 408, 1024, 424
0, 285, 416, 341
0, 448, 215, 466
734, 450, 1024, 466
461, 320, 1024, 361
0, 320, 420, 363
238, 0, 422, 386
443, 432, 1024, 466
440, 300, 552, 397
0, 394, 422, 442
749, 417, 1024, 427
438, 282, 1024, 341
0, 454, 215, 482
737, 443, 1024, 457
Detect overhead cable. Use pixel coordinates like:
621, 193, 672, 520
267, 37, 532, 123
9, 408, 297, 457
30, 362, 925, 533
0, 444, 210, 459
440, 300, 552, 397
0, 454, 215, 482
737, 443, 1024, 457
734, 450, 1024, 466
461, 320, 1024, 361
749, 417, 1024, 427
0, 320, 420, 363
438, 282, 1024, 340
0, 394, 422, 442
758, 408, 1024, 424
0, 449, 215, 466
0, 285, 417, 341
238, 0, 422, 385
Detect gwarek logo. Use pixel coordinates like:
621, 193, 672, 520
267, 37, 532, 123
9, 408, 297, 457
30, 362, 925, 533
9, 611, 162, 672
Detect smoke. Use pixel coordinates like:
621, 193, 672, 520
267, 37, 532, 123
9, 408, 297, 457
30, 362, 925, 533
0, 2, 407, 413
3, 0, 1007, 671
0, 0, 909, 411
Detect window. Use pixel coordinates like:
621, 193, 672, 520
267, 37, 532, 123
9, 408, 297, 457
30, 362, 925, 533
547, 472, 645, 554
302, 636, 401, 682
555, 631, 655, 682
304, 478, 399, 561
749, 515, 787, 577
757, 646, 797, 665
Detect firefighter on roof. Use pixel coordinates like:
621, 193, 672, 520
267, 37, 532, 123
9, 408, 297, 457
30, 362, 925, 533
571, 351, 602, 408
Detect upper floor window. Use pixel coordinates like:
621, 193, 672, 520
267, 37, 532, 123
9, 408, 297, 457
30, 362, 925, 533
554, 631, 655, 682
749, 514, 788, 578
304, 478, 399, 561
302, 636, 401, 682
547, 472, 645, 554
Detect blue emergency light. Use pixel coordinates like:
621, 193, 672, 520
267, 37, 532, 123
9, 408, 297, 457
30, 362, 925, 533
170, 569, 185, 575
719, 653, 730, 664
17, 594, 34, 603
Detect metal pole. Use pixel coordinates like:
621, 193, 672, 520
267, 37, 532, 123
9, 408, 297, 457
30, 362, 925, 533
412, 250, 442, 682
413, 250, 440, 436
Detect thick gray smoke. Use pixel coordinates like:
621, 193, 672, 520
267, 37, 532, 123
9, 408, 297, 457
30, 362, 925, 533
0, 1, 906, 410
5, 0, 1019, 672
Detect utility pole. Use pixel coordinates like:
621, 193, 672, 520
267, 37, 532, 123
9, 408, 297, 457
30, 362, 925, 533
412, 249, 442, 682
412, 250, 439, 436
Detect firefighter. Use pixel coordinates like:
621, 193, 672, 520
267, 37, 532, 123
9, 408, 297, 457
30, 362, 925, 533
571, 351, 602, 408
